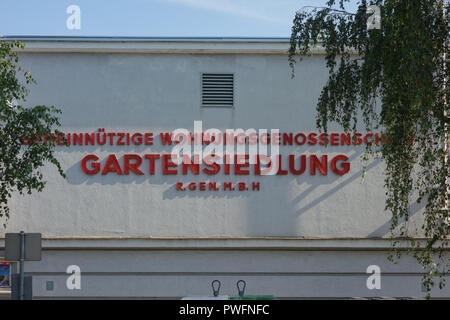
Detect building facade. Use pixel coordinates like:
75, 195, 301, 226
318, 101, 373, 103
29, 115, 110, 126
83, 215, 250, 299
0, 36, 448, 299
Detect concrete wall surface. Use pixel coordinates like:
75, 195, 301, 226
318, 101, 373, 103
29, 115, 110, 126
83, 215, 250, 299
0, 40, 446, 298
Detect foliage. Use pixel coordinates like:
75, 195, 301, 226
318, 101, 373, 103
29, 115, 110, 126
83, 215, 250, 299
0, 40, 66, 227
289, 0, 449, 296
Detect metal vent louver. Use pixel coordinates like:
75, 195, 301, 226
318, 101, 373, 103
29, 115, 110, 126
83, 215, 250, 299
201, 73, 234, 107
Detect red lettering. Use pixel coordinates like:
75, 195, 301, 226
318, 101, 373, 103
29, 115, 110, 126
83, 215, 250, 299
209, 182, 219, 191
277, 154, 288, 175
238, 182, 247, 191
73, 133, 83, 145
224, 182, 234, 190
307, 133, 318, 145
319, 133, 329, 146
188, 182, 196, 190
203, 155, 221, 175
353, 133, 363, 145
124, 154, 144, 175
310, 155, 328, 175
144, 132, 154, 145
235, 154, 250, 175
364, 133, 374, 145
131, 133, 143, 145
283, 133, 293, 145
176, 182, 185, 190
162, 154, 178, 174
330, 133, 339, 145
160, 132, 173, 145
81, 154, 100, 174
331, 154, 350, 175
84, 133, 95, 145
102, 154, 123, 175
144, 154, 160, 174
289, 154, 306, 175
341, 133, 351, 145
117, 133, 125, 145
294, 133, 306, 145
182, 155, 200, 175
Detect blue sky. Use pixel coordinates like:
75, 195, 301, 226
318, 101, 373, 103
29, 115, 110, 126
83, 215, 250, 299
0, 0, 359, 37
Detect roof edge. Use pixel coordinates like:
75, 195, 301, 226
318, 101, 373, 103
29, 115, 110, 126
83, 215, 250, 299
1, 35, 291, 43
0, 35, 311, 55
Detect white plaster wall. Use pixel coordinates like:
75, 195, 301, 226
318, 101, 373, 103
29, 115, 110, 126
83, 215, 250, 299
3, 51, 425, 238
0, 43, 444, 299
1, 245, 448, 299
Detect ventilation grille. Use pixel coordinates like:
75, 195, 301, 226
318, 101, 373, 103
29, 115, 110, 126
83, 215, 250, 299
201, 73, 234, 107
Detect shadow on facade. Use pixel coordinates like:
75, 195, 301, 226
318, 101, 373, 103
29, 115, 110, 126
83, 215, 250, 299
60, 141, 393, 237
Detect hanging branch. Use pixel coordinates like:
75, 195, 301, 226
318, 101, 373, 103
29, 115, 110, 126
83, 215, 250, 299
289, 0, 449, 297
